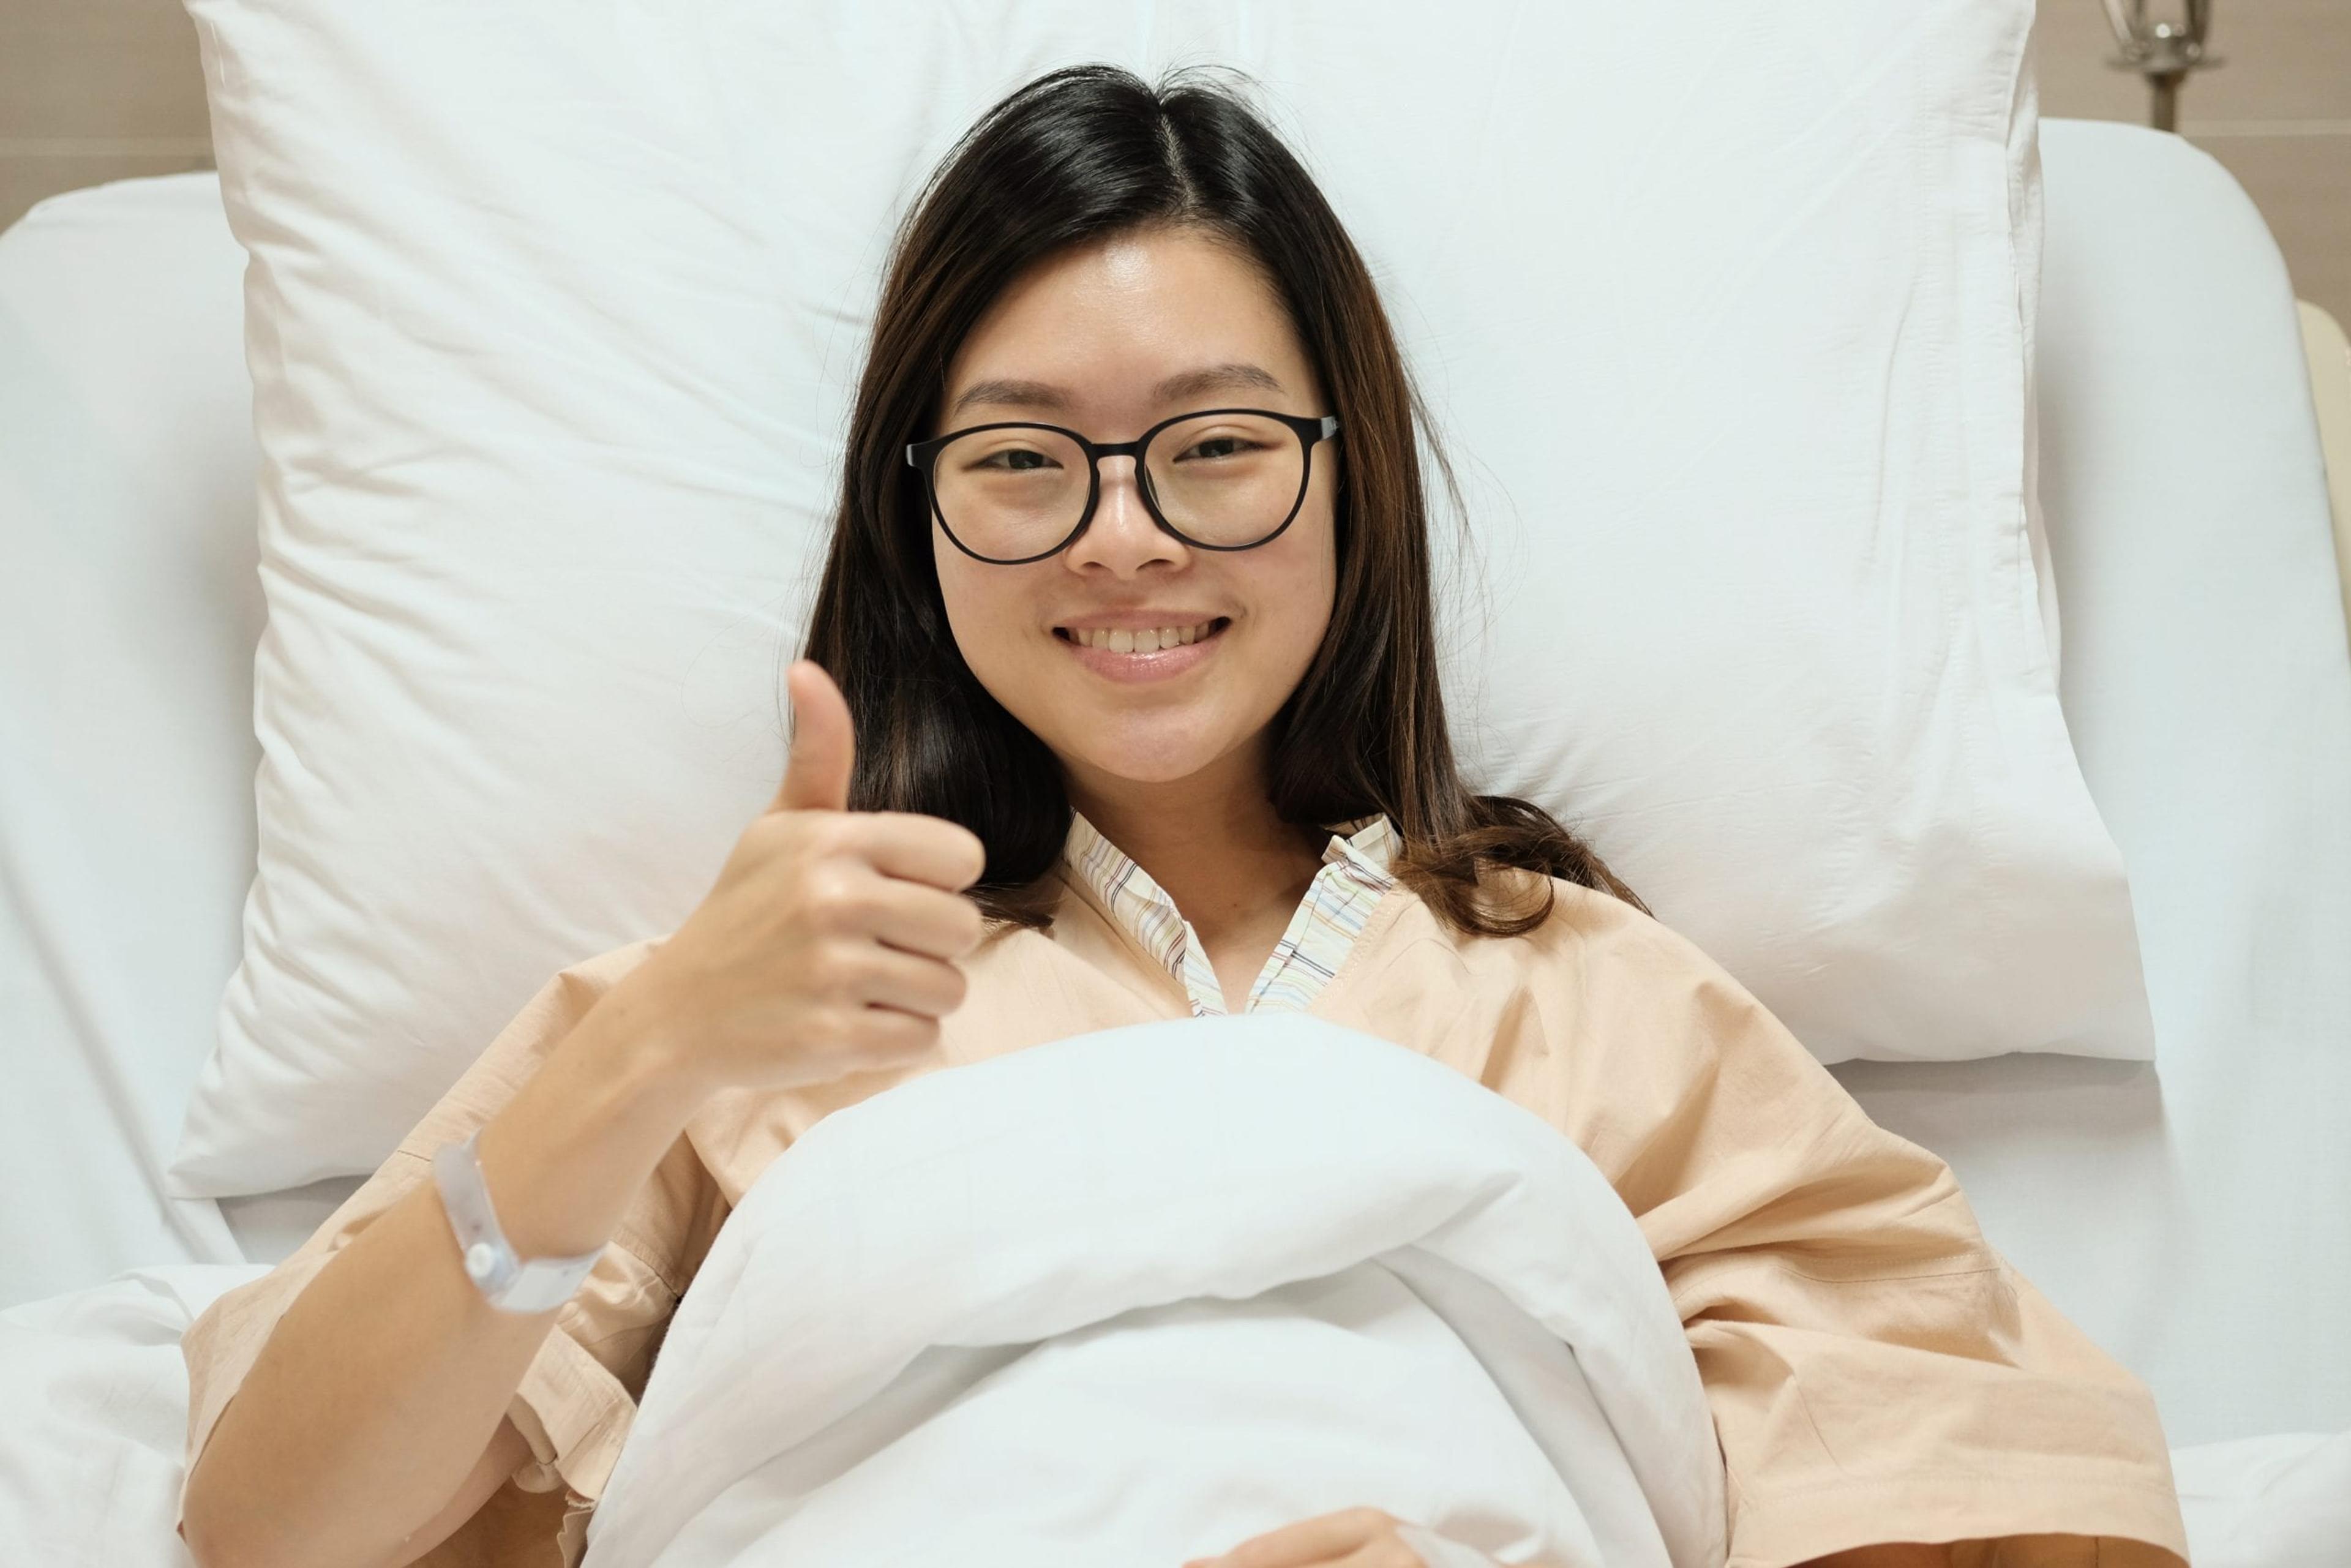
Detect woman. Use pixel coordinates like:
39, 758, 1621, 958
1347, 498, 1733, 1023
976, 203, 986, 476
177, 64, 2188, 1568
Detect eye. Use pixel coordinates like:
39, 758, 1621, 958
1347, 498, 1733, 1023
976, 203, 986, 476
1176, 434, 1264, 463
972, 446, 1059, 473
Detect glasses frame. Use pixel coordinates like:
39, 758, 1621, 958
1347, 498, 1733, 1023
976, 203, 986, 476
905, 406, 1341, 566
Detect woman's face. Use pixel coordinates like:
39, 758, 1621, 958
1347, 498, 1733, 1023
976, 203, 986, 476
929, 225, 1339, 803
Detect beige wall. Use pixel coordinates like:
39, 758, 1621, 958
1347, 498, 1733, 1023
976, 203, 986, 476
2036, 0, 2351, 331
0, 0, 212, 228
1, 0, 2344, 329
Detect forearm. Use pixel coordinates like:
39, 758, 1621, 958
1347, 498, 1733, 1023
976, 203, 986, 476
181, 983, 708, 1568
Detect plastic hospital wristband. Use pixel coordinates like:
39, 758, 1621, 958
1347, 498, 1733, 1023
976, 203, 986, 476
431, 1128, 603, 1315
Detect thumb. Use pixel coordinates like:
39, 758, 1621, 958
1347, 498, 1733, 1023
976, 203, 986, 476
774, 659, 855, 812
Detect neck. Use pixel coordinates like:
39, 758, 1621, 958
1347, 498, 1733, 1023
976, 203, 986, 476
1063, 743, 1325, 934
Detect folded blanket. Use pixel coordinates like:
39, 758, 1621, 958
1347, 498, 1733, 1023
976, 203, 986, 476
583, 1015, 1729, 1568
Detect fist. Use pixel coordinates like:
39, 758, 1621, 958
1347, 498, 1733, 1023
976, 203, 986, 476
621, 659, 989, 1095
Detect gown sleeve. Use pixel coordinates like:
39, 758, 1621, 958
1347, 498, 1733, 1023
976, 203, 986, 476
176, 936, 731, 1568
1487, 882, 2191, 1568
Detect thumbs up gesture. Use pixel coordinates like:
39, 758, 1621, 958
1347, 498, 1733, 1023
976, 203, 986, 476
620, 660, 990, 1097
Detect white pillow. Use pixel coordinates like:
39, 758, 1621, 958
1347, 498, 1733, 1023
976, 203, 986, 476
170, 0, 2152, 1198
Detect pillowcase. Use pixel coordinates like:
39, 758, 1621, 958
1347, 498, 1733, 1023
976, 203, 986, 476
170, 0, 2151, 1197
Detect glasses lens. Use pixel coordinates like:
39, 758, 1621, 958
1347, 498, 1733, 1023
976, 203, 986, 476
928, 415, 1308, 560
931, 426, 1089, 561
1145, 412, 1304, 547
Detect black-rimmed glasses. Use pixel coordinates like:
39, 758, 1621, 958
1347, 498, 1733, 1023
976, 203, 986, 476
905, 407, 1341, 566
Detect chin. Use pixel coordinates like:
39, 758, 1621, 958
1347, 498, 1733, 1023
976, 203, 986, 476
1054, 718, 1232, 789
1063, 745, 1218, 788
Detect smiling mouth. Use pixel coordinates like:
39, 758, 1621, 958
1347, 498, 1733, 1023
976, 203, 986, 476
1052, 617, 1230, 653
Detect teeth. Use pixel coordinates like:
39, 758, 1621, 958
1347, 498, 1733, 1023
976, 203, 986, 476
1070, 620, 1218, 651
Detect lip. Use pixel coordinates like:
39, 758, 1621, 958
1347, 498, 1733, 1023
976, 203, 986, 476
1054, 616, 1231, 683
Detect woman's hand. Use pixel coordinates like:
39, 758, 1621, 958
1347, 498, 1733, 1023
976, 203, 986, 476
609, 658, 989, 1097
1183, 1506, 1508, 1568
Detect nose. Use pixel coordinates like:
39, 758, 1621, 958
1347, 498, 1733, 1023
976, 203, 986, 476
1063, 453, 1187, 576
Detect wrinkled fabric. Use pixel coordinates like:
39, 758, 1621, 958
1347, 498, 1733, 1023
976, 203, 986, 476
180, 868, 2188, 1567
587, 1015, 1726, 1568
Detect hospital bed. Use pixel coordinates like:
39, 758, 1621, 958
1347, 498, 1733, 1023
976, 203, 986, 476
1, 117, 2348, 1562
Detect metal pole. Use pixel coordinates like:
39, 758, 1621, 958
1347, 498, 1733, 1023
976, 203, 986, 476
2099, 0, 2222, 132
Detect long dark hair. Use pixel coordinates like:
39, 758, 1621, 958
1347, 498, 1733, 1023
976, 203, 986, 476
800, 62, 1643, 937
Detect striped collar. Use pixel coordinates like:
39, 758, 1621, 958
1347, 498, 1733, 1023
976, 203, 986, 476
1060, 809, 1400, 1016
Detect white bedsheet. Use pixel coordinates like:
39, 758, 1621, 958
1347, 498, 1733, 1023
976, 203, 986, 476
584, 1016, 1724, 1568
0, 1263, 267, 1564
0, 176, 260, 1308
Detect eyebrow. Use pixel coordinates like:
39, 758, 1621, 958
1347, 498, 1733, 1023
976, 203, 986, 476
948, 361, 1286, 418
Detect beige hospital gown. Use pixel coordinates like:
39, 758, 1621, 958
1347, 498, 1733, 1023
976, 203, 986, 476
179, 828, 2189, 1568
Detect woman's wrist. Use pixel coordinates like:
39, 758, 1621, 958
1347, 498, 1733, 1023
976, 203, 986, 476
468, 980, 712, 1261
568, 965, 717, 1106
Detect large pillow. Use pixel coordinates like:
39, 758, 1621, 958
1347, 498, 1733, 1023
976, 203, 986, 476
170, 0, 2152, 1197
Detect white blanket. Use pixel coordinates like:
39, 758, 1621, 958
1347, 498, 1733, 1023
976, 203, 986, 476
2, 1022, 2344, 1567
583, 1016, 1730, 1568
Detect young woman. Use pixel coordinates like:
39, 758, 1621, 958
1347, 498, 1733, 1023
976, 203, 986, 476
178, 64, 2188, 1568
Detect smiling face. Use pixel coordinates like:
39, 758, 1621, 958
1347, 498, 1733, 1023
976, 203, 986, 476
928, 225, 1341, 812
